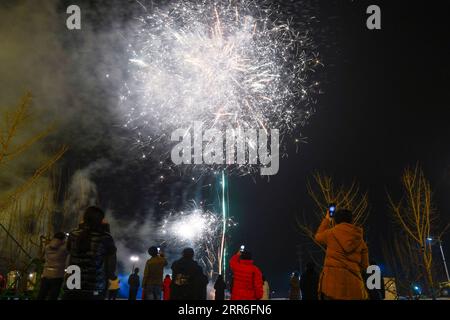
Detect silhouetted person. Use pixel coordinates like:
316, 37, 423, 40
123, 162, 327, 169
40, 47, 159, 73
128, 268, 140, 300
300, 263, 319, 300
199, 271, 208, 300
37, 232, 68, 300
63, 207, 117, 300
289, 272, 300, 300
170, 248, 204, 300
315, 209, 369, 300
143, 246, 167, 300
214, 275, 226, 300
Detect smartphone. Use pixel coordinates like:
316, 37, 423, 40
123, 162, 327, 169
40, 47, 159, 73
240, 245, 245, 252
328, 203, 336, 217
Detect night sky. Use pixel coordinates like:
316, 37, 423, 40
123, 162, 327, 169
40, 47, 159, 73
228, 0, 450, 296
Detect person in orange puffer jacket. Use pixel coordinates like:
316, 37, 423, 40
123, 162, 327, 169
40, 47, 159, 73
315, 209, 369, 300
230, 249, 263, 300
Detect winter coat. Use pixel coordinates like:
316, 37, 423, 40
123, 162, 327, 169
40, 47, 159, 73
315, 218, 369, 300
199, 272, 208, 300
163, 276, 171, 300
289, 277, 300, 300
170, 257, 204, 300
42, 239, 68, 279
262, 281, 270, 300
65, 224, 117, 294
143, 255, 168, 287
229, 253, 263, 300
300, 269, 319, 300
108, 278, 120, 290
214, 278, 226, 300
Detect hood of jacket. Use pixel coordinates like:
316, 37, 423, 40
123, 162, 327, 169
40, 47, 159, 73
331, 223, 364, 253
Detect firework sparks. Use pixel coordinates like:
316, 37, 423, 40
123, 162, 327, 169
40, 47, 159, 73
160, 206, 237, 277
120, 0, 320, 175
161, 208, 220, 244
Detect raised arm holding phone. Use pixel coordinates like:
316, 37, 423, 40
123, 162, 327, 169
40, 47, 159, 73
315, 208, 369, 300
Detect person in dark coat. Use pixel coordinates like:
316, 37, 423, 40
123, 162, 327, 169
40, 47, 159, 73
300, 262, 319, 300
214, 275, 226, 300
63, 206, 117, 300
128, 268, 140, 300
289, 272, 300, 300
170, 248, 204, 300
198, 271, 208, 300
37, 232, 68, 300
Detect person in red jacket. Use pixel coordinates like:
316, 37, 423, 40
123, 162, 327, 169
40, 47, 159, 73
163, 274, 171, 300
230, 249, 263, 300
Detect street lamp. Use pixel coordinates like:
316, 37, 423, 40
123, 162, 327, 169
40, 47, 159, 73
426, 236, 450, 282
130, 255, 139, 273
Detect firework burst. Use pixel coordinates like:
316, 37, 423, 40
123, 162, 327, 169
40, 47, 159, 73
120, 0, 320, 175
160, 206, 237, 277
161, 208, 219, 243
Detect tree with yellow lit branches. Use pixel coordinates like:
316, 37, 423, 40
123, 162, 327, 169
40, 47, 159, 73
296, 173, 369, 264
0, 93, 67, 273
387, 164, 449, 298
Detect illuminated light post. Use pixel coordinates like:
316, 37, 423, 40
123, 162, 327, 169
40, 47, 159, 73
427, 236, 450, 282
